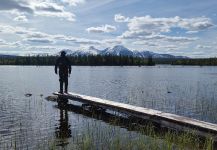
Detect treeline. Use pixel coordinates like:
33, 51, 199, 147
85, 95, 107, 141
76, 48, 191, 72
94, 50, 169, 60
0, 55, 155, 66
172, 58, 217, 66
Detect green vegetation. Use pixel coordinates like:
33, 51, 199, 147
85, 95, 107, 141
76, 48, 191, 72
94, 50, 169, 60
1, 102, 215, 150
3, 55, 217, 66
46, 122, 215, 150
0, 55, 155, 66
1, 122, 215, 150
172, 58, 217, 66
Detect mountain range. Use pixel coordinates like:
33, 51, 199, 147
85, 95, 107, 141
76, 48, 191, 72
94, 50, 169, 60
61, 45, 188, 59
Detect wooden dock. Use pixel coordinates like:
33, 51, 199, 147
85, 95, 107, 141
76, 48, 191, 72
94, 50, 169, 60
53, 92, 217, 138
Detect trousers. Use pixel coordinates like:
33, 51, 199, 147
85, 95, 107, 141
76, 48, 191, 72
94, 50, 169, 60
59, 75, 68, 92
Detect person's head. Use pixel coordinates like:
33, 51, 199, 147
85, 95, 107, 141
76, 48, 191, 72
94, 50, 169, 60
61, 51, 66, 57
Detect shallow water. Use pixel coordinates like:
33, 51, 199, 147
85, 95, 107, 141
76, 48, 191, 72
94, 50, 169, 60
0, 65, 217, 149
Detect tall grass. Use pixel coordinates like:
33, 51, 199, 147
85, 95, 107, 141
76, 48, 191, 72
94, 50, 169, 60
47, 120, 215, 150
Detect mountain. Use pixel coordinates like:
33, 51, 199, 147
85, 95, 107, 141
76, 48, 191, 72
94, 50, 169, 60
0, 54, 17, 57
61, 45, 188, 59
61, 46, 100, 56
101, 45, 134, 56
133, 50, 155, 58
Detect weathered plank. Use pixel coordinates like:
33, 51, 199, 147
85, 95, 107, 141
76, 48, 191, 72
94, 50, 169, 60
53, 92, 217, 137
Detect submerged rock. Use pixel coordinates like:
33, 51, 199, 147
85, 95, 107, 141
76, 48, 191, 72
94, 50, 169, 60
45, 96, 58, 102
25, 93, 32, 97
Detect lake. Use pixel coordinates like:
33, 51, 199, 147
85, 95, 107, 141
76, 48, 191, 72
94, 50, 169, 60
0, 65, 217, 149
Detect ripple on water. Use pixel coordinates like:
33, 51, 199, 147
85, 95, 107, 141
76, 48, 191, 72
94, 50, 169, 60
1, 66, 217, 149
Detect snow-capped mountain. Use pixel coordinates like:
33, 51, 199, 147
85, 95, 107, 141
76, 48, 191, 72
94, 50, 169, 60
101, 45, 134, 56
60, 45, 188, 59
60, 46, 100, 56
133, 50, 155, 58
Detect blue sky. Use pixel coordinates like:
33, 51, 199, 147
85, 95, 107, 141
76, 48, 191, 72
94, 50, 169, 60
0, 0, 216, 57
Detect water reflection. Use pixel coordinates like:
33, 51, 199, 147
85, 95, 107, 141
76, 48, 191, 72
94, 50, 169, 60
53, 98, 215, 148
53, 98, 190, 138
1, 66, 217, 148
55, 99, 71, 147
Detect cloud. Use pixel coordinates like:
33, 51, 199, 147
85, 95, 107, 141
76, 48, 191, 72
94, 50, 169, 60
196, 44, 212, 49
0, 23, 103, 48
114, 14, 129, 22
120, 30, 152, 39
0, 39, 23, 48
25, 38, 54, 43
0, 0, 33, 13
73, 38, 101, 45
0, 24, 27, 34
116, 14, 214, 52
118, 15, 214, 40
87, 24, 116, 33
13, 15, 28, 22
0, 39, 7, 46
186, 31, 199, 34
178, 17, 214, 31
102, 39, 122, 45
33, 2, 64, 13
0, 39, 5, 43
0, 0, 76, 21
61, 0, 85, 6
34, 10, 75, 21
120, 32, 197, 43
31, 1, 76, 21
146, 35, 197, 42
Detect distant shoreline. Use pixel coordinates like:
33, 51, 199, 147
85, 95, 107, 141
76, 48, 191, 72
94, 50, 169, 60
1, 55, 217, 66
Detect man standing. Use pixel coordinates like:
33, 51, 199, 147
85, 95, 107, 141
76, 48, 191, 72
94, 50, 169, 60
55, 51, 71, 93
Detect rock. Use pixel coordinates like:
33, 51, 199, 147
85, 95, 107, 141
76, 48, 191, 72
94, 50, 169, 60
45, 96, 58, 102
25, 93, 32, 97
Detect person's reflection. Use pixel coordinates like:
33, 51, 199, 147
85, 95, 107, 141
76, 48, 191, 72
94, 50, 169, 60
55, 99, 71, 147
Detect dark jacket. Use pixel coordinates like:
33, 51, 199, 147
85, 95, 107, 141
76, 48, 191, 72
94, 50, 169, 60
55, 56, 71, 76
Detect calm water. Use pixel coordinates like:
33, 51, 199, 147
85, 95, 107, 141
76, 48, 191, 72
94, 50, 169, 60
0, 65, 217, 149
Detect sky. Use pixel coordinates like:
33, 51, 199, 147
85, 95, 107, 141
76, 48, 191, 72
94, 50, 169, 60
0, 0, 216, 57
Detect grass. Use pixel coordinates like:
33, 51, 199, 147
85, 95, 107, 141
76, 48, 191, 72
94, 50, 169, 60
1, 96, 216, 150
46, 119, 215, 150
0, 118, 215, 150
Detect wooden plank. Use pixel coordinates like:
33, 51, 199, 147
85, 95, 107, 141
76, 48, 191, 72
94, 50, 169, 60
53, 92, 217, 136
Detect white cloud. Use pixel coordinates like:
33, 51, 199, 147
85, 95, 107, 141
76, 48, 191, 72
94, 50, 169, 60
13, 15, 28, 22
148, 35, 197, 43
73, 38, 101, 45
114, 14, 129, 22
34, 10, 75, 21
178, 17, 214, 31
0, 0, 77, 22
61, 0, 85, 6
0, 0, 33, 13
0, 23, 103, 50
87, 24, 116, 33
0, 39, 23, 48
118, 15, 214, 40
25, 38, 54, 43
0, 39, 5, 43
186, 31, 199, 34
196, 44, 212, 49
31, 1, 76, 21
33, 2, 64, 12
120, 30, 152, 39
116, 15, 214, 53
